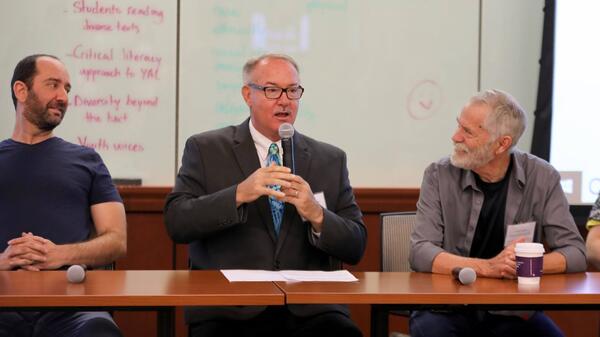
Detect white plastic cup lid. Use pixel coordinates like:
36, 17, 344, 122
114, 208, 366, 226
515, 242, 545, 255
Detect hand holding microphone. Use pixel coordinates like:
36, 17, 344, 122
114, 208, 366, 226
277, 123, 323, 226
452, 267, 477, 285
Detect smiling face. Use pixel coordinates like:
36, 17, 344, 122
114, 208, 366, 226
15, 56, 71, 132
242, 57, 300, 141
450, 102, 498, 170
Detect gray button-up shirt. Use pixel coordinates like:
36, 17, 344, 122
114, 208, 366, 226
409, 150, 586, 273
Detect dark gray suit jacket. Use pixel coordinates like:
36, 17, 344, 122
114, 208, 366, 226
164, 119, 366, 324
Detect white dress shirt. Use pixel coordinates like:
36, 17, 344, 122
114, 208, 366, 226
249, 120, 282, 167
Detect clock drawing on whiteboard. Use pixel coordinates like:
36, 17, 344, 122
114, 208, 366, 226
407, 80, 442, 120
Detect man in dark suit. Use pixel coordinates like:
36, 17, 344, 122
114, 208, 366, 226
164, 53, 366, 337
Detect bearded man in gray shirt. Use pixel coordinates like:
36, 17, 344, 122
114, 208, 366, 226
409, 89, 586, 337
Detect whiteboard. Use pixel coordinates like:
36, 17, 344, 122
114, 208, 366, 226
179, 0, 479, 187
0, 1, 544, 188
0, 0, 177, 185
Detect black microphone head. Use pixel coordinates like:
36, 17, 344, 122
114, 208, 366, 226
458, 267, 476, 285
278, 123, 294, 139
66, 265, 86, 283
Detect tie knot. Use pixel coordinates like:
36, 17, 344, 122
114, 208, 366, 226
268, 143, 279, 155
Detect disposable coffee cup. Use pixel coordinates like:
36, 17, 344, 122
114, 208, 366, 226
518, 282, 540, 292
515, 242, 544, 285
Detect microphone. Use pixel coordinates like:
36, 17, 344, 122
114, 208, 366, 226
66, 264, 86, 283
452, 267, 476, 285
278, 123, 295, 174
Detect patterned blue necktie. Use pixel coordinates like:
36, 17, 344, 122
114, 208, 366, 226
266, 143, 284, 236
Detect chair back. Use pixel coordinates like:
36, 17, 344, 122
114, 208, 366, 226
380, 211, 417, 272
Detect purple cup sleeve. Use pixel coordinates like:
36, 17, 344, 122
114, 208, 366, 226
516, 256, 543, 277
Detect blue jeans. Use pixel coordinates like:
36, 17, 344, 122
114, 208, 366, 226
409, 310, 564, 337
0, 311, 122, 337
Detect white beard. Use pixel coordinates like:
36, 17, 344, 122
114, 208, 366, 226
450, 141, 495, 170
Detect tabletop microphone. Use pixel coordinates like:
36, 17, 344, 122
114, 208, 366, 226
278, 123, 295, 174
66, 264, 87, 283
452, 267, 476, 285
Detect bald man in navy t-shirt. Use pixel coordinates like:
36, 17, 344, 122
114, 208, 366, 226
0, 54, 127, 337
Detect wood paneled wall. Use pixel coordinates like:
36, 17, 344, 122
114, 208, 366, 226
113, 186, 598, 337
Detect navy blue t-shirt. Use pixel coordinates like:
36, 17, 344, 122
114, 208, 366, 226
0, 137, 121, 251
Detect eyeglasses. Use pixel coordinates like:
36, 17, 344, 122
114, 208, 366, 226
247, 83, 304, 100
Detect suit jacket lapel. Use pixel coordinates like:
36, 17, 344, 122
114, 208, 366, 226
291, 131, 311, 179
232, 119, 278, 243
232, 119, 259, 178
275, 132, 312, 257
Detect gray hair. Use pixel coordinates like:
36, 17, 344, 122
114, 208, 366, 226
469, 89, 527, 148
242, 53, 299, 84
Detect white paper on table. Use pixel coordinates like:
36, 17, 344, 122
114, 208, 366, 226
280, 270, 358, 282
221, 269, 286, 282
504, 221, 536, 246
221, 269, 358, 282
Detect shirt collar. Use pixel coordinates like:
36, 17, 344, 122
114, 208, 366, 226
249, 120, 281, 162
249, 119, 281, 148
510, 150, 526, 187
460, 151, 524, 191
